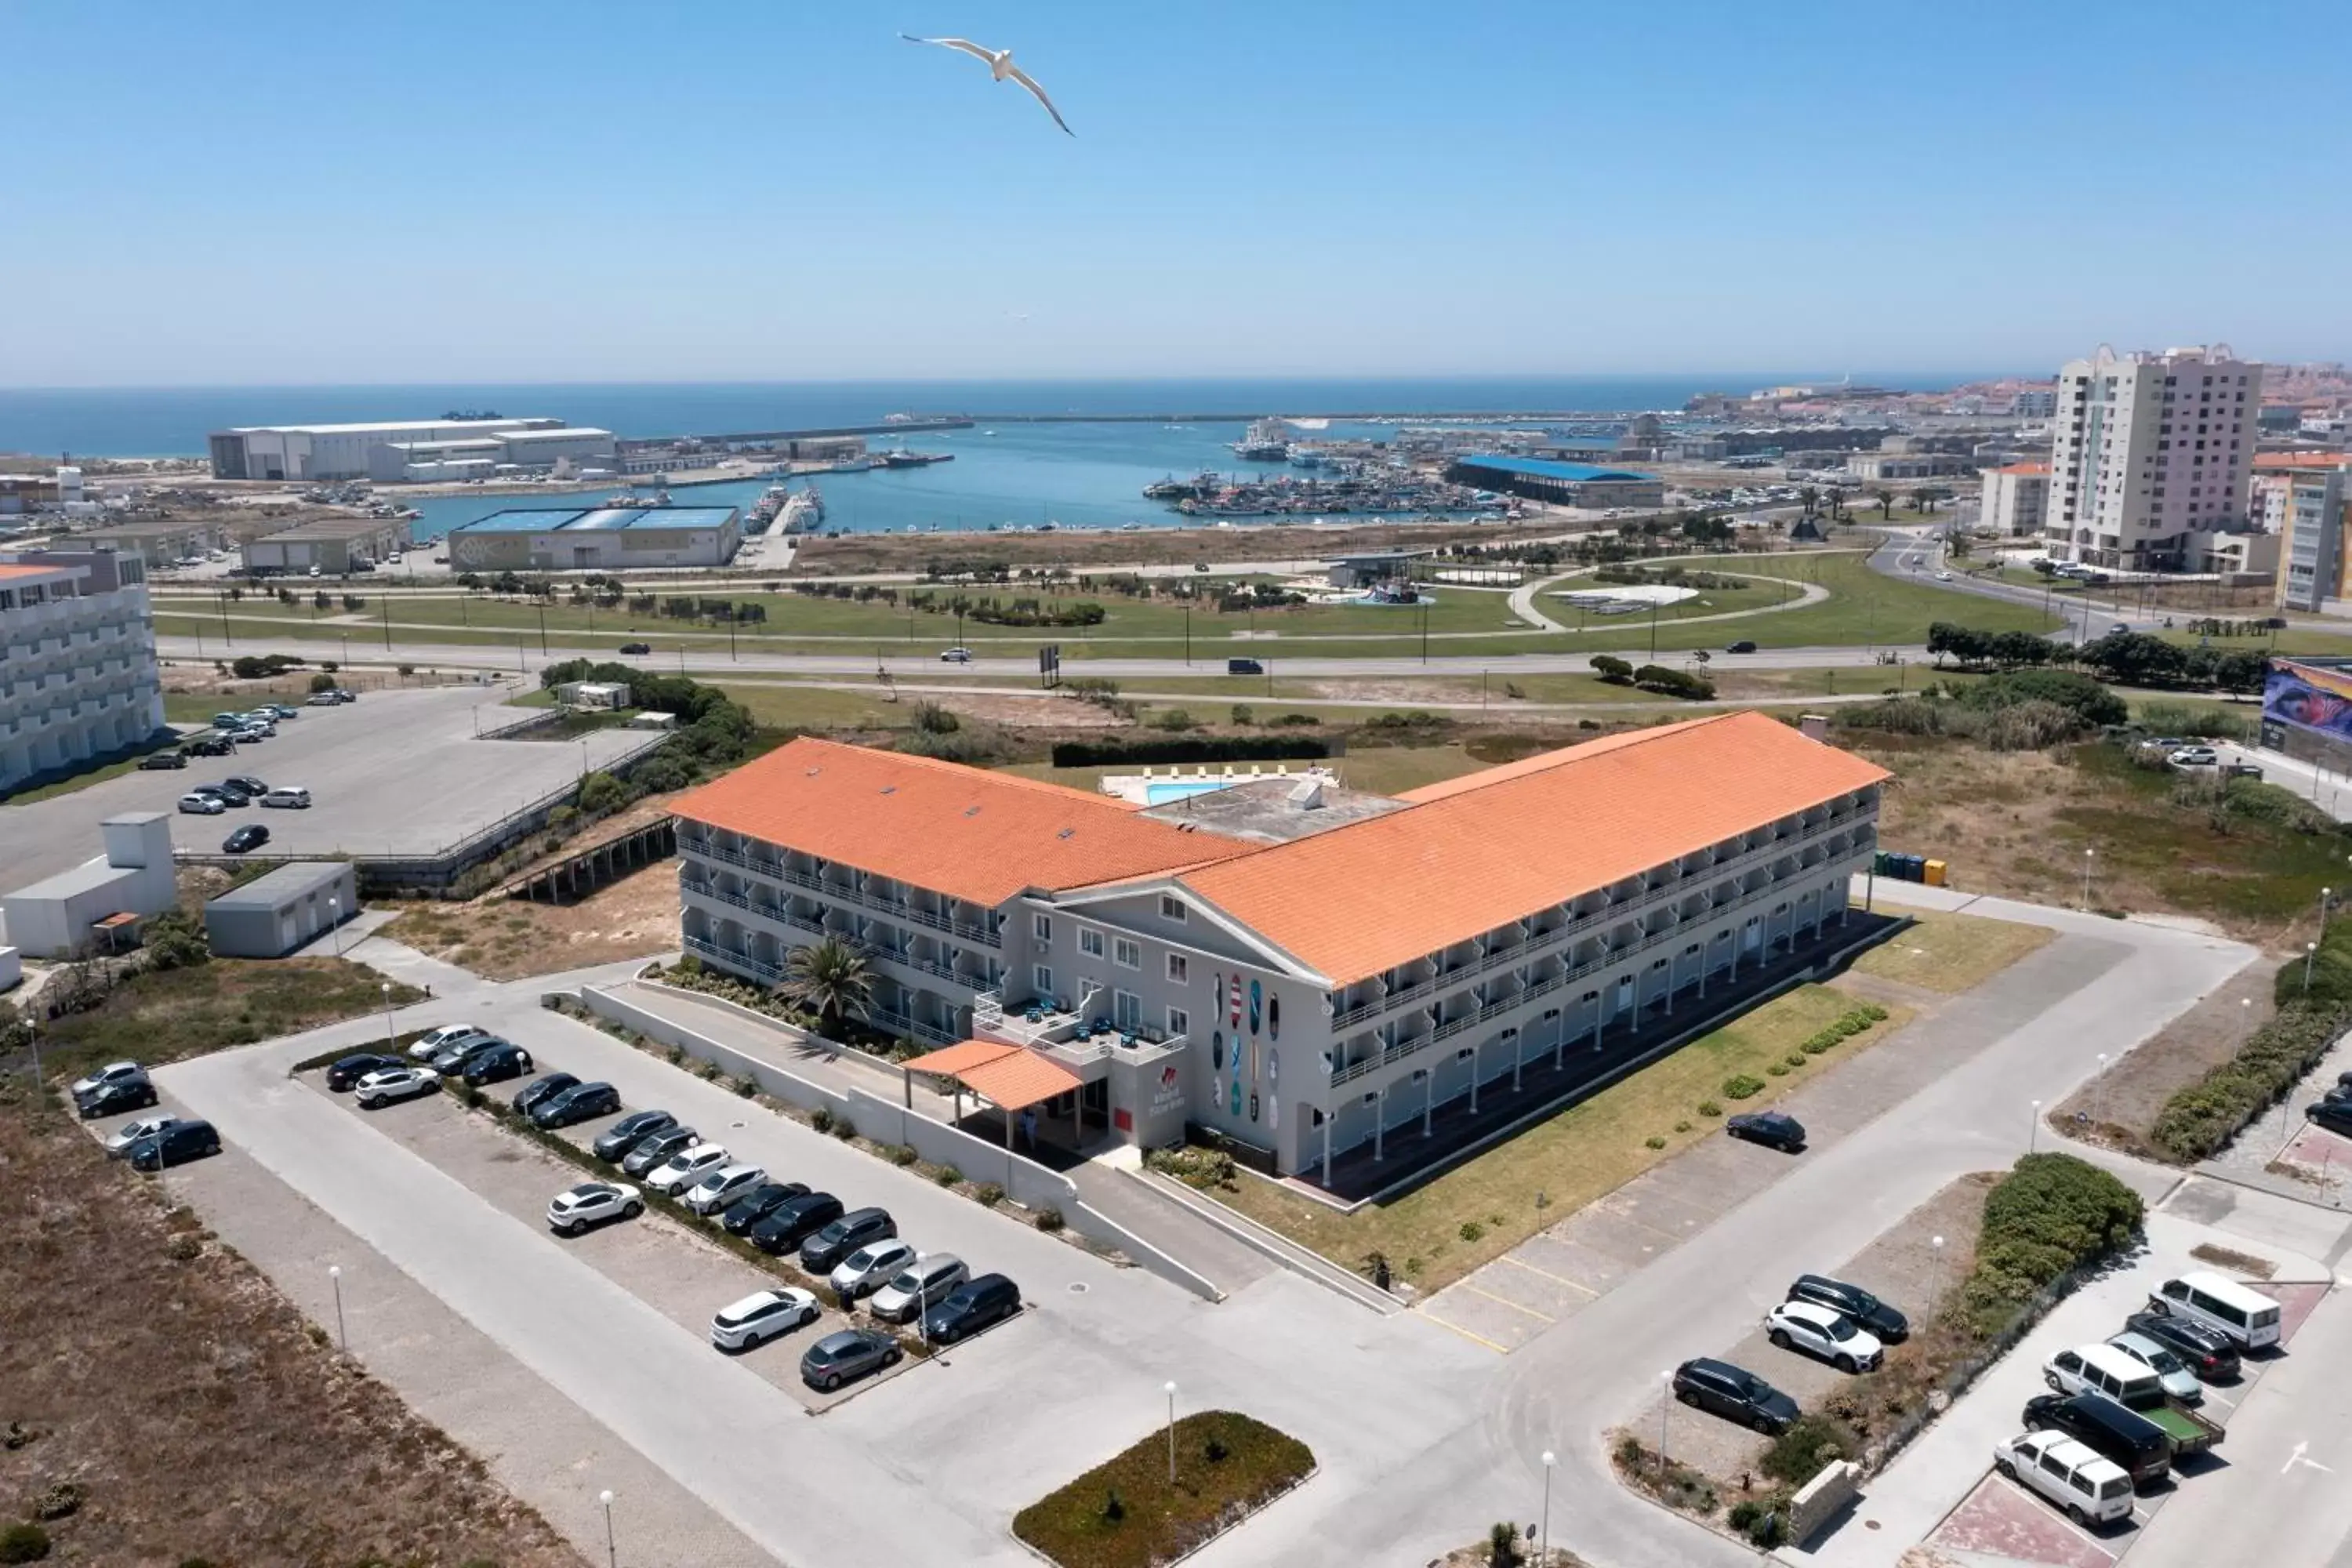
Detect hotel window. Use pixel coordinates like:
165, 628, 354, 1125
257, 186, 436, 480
1033, 914, 1052, 942
1115, 990, 1142, 1029
1079, 927, 1104, 958
1114, 938, 1142, 969
1167, 1006, 1189, 1037
1033, 965, 1053, 996
1160, 895, 1187, 923
1167, 953, 1188, 984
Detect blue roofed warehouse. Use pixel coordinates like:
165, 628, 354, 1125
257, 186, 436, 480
1446, 454, 1666, 511
447, 506, 742, 572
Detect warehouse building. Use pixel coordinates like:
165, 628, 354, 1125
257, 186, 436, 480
240, 515, 412, 576
1445, 454, 1666, 510
365, 426, 617, 482
74, 517, 234, 567
670, 714, 1884, 1181
446, 506, 741, 572
203, 862, 359, 958
209, 418, 568, 481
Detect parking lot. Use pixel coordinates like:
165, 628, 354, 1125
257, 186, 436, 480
0, 684, 659, 884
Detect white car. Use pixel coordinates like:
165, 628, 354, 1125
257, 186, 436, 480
2106, 1330, 2204, 1405
260, 786, 311, 808
869, 1253, 968, 1324
546, 1181, 643, 1236
2169, 746, 2220, 767
939, 647, 974, 663
1765, 1300, 1885, 1372
409, 1025, 490, 1062
71, 1062, 148, 1098
354, 1065, 441, 1109
105, 1115, 180, 1158
645, 1142, 731, 1196
682, 1163, 768, 1216
829, 1238, 916, 1300
178, 793, 226, 815
710, 1287, 819, 1352
1994, 1431, 2133, 1526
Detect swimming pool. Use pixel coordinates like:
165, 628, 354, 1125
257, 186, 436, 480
1142, 779, 1236, 806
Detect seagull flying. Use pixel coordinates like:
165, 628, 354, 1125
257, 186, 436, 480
898, 35, 1073, 136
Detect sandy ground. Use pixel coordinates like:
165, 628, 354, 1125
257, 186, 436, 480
383, 855, 680, 981
2052, 964, 2276, 1153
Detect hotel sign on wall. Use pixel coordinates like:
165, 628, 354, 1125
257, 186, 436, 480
1149, 1063, 1184, 1116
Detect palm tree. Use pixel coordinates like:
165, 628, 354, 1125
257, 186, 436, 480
1873, 488, 1896, 521
781, 938, 874, 1031
1798, 485, 1819, 519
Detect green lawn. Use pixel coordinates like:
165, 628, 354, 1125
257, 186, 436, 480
0, 751, 169, 806
1012, 1411, 1314, 1568
1847, 912, 2053, 994
1210, 984, 1907, 1293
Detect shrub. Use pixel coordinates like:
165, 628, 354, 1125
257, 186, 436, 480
0, 1523, 50, 1564
1761, 1414, 1857, 1485
308, 671, 339, 692
1590, 653, 1635, 684
886, 1142, 917, 1166
1154, 708, 1196, 731
1727, 1500, 1763, 1530
912, 701, 960, 734
935, 1164, 963, 1187
1230, 703, 1256, 726
811, 1107, 834, 1134
1459, 1220, 1485, 1242
1673, 1119, 1693, 1133
1696, 1099, 1722, 1117
1785, 1052, 1809, 1068
1747, 1509, 1784, 1548
1958, 1153, 2143, 1334
1722, 1074, 1766, 1100
1766, 1063, 1789, 1076
1036, 1206, 1066, 1232
31, 1483, 79, 1521
975, 1182, 1005, 1207
829, 1116, 855, 1141
1051, 735, 1327, 768
1645, 1134, 1667, 1149
735, 1076, 756, 1098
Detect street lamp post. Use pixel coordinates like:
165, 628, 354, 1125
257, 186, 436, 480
2325, 887, 2336, 938
1539, 1450, 1555, 1562
2030, 1099, 2042, 1153
1929, 1235, 1946, 1322
328, 895, 343, 959
2081, 847, 2096, 910
2306, 941, 2319, 994
598, 1490, 616, 1568
1163, 1381, 1178, 1484
1657, 1370, 1671, 1480
328, 1264, 347, 1352
2093, 1053, 2107, 1128
380, 981, 396, 1051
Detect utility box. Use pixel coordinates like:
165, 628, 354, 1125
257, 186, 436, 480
204, 862, 359, 958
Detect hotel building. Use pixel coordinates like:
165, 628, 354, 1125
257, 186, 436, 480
0, 550, 167, 796
670, 713, 1885, 1180
2042, 345, 2263, 570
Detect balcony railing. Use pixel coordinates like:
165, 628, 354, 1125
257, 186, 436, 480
684, 933, 782, 982
680, 840, 1003, 949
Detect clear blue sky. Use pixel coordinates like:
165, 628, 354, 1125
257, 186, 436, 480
5, 0, 2346, 387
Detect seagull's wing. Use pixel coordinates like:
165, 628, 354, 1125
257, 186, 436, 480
899, 34, 998, 64
1006, 65, 1074, 136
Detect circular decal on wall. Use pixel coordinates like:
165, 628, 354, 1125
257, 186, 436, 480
1269, 994, 1280, 1040
1210, 1030, 1224, 1072
1248, 978, 1262, 1036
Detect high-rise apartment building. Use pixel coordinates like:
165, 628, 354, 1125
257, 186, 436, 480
0, 550, 168, 795
2042, 345, 2263, 570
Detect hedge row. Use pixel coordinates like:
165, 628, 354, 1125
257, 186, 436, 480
1799, 1003, 1890, 1056
1957, 1153, 2143, 1336
2151, 1001, 2349, 1162
1050, 735, 1330, 768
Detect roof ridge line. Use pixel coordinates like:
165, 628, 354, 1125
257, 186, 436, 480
1394, 711, 1740, 800
790, 735, 1143, 812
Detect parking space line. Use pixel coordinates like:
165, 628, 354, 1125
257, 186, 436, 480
1415, 1306, 1512, 1354
1494, 1253, 1599, 1297
1454, 1282, 1556, 1322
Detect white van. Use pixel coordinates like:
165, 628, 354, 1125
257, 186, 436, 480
1994, 1431, 2134, 1526
260, 786, 312, 809
2044, 1342, 2166, 1407
2150, 1271, 2281, 1351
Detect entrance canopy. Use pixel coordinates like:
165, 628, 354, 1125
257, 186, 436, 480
902, 1039, 1081, 1112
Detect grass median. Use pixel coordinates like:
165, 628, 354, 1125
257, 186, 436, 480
1012, 1410, 1313, 1568
1847, 911, 2053, 993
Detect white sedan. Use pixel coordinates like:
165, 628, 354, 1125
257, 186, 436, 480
1765, 1300, 1885, 1372
829, 1238, 916, 1300
177, 793, 226, 815
546, 1181, 643, 1236
106, 1115, 180, 1158
408, 1024, 488, 1062
354, 1065, 441, 1109
2169, 746, 2220, 768
682, 1163, 768, 1216
710, 1287, 820, 1352
645, 1142, 731, 1196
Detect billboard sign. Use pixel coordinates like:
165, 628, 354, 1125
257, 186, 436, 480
2264, 660, 2352, 742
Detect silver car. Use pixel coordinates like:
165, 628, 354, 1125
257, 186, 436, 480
869, 1254, 968, 1324
2106, 1330, 2204, 1405
829, 1238, 916, 1300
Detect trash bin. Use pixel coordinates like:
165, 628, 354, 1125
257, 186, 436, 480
1923, 858, 1947, 887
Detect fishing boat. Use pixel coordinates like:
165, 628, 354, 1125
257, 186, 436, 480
881, 447, 955, 468
780, 485, 825, 533
1232, 417, 1291, 462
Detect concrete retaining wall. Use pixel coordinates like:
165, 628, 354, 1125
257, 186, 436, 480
579, 984, 850, 1120
840, 1086, 1077, 1214
1790, 1459, 1860, 1544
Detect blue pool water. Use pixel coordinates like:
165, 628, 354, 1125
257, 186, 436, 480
1143, 779, 1237, 806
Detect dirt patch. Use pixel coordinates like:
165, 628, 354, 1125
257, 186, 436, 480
0, 1102, 576, 1567
383, 858, 681, 980
2190, 1241, 2278, 1279
938, 691, 1129, 728
2049, 964, 2274, 1156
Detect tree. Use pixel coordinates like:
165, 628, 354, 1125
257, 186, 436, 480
782, 938, 874, 1031
576, 771, 628, 815
309, 672, 339, 693
1589, 653, 1635, 684
1797, 485, 1819, 519
1873, 488, 1896, 521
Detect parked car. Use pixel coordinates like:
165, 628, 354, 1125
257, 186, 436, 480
710, 1287, 819, 1352
720, 1181, 811, 1237
619, 642, 652, 655
2146, 1271, 2281, 1352
71, 1061, 150, 1102
208, 781, 255, 805
411, 1024, 492, 1062
2169, 746, 2220, 767
1787, 1275, 1910, 1343
428, 1033, 508, 1074
1226, 657, 1265, 675
593, 1109, 679, 1163
513, 1073, 580, 1119
1993, 1431, 2134, 1526
939, 647, 974, 663
183, 735, 234, 757
750, 1191, 844, 1255
462, 1043, 535, 1086
1724, 640, 1759, 654
260, 786, 312, 809
226, 775, 268, 797
1672, 1357, 1801, 1434
646, 1142, 731, 1196
799, 1206, 896, 1273
530, 1081, 621, 1130
2305, 1099, 2352, 1138
920, 1272, 1022, 1344
106, 1115, 180, 1158
304, 691, 344, 706
829, 1237, 916, 1300
1765, 1300, 1885, 1372
76, 1076, 158, 1117
2105, 1331, 2205, 1404
546, 1181, 642, 1236
2043, 1343, 2223, 1457
178, 792, 227, 815
869, 1254, 967, 1324
2122, 1311, 2240, 1381
1726, 1110, 1806, 1152
682, 1163, 768, 1216
799, 1327, 900, 1391
325, 1052, 405, 1092
222, 823, 270, 854
128, 1119, 221, 1171
2021, 1393, 2175, 1489
622, 1125, 700, 1177
139, 750, 188, 770
354, 1066, 440, 1109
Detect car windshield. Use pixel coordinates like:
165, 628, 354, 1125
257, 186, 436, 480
815, 1221, 849, 1243
2139, 1344, 2183, 1374
885, 1269, 921, 1293
1742, 1375, 1773, 1400
846, 1247, 883, 1269
1821, 1316, 1858, 1341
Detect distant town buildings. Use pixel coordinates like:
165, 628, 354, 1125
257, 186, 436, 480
238, 515, 412, 576
2041, 344, 2262, 571
2009, 388, 2058, 419
0, 468, 84, 514
1979, 462, 2051, 535
0, 549, 166, 796
1846, 452, 1963, 481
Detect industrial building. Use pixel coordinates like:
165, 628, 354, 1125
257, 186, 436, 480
203, 862, 359, 958
445, 506, 741, 572
0, 469, 82, 513
74, 517, 234, 567
208, 418, 567, 481
1846, 452, 1965, 481
365, 426, 617, 483
1979, 462, 2052, 536
2042, 345, 2263, 570
0, 814, 177, 958
239, 515, 412, 576
0, 550, 168, 797
670, 714, 1883, 1178
1445, 455, 1666, 510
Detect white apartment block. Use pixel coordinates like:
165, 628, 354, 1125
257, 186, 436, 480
0, 550, 168, 796
1979, 463, 2051, 536
2042, 345, 2263, 570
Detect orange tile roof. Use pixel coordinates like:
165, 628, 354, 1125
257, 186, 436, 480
901, 1040, 1021, 1077
2255, 452, 2352, 471
1993, 462, 2052, 475
957, 1049, 1083, 1112
1171, 713, 1889, 985
0, 563, 67, 581
669, 736, 1253, 907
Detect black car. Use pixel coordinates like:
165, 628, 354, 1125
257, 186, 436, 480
462, 1043, 535, 1086
326, 1052, 405, 1092
75, 1077, 159, 1119
129, 1120, 221, 1171
138, 750, 188, 770
1227, 657, 1265, 675
800, 1206, 896, 1272
920, 1272, 1022, 1344
1788, 1275, 1910, 1343
1726, 1110, 1806, 1152
1725, 640, 1759, 654
183, 736, 234, 757
226, 775, 268, 797
751, 1192, 844, 1256
430, 1034, 509, 1074
532, 1081, 620, 1129
514, 1073, 580, 1118
2023, 1393, 2173, 1487
1673, 1357, 1799, 1434
619, 642, 652, 655
593, 1109, 678, 1162
223, 823, 270, 854
209, 780, 256, 804
799, 1327, 899, 1392
622, 1125, 699, 1177
2122, 1311, 2241, 1381
2321, 1081, 2352, 1107
2304, 1099, 2352, 1138
720, 1181, 811, 1236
